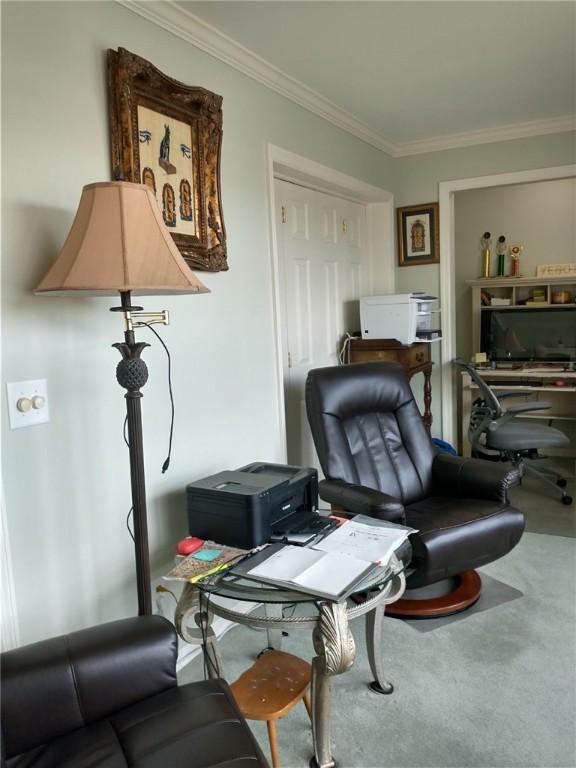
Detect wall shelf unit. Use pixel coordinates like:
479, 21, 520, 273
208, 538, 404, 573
467, 276, 575, 351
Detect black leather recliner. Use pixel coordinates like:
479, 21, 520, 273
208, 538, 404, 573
305, 361, 525, 617
1, 615, 269, 768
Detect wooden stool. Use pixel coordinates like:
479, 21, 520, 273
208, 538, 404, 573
230, 650, 312, 768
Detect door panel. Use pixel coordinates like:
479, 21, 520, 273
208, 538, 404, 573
276, 179, 368, 476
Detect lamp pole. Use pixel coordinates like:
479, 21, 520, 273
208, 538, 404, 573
113, 290, 152, 616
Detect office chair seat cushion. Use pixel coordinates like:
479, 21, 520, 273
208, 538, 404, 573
404, 497, 525, 588
487, 420, 569, 451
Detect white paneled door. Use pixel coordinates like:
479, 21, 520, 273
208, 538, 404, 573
275, 179, 368, 476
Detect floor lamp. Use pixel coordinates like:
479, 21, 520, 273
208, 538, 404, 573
35, 181, 209, 615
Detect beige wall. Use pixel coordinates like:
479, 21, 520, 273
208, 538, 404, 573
2, 0, 575, 645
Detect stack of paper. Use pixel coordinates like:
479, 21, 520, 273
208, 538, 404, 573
313, 515, 413, 566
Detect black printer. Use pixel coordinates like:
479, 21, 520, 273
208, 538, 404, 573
186, 462, 318, 548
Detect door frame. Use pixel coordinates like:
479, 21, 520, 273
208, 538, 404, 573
439, 163, 576, 447
266, 144, 394, 461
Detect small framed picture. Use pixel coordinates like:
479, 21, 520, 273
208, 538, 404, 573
397, 202, 440, 267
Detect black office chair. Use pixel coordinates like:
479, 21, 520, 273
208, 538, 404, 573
305, 361, 525, 619
454, 358, 572, 505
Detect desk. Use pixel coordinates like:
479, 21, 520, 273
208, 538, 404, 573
345, 338, 434, 430
174, 542, 410, 768
460, 368, 576, 468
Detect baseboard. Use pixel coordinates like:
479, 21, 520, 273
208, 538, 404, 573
175, 614, 235, 671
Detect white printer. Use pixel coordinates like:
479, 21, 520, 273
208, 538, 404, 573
359, 293, 441, 345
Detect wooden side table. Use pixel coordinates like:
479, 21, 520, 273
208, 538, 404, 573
346, 337, 433, 431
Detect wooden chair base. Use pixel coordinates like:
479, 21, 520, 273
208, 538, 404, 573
385, 570, 482, 619
230, 649, 312, 768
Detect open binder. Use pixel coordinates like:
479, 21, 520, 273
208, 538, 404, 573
235, 543, 378, 601
233, 516, 414, 602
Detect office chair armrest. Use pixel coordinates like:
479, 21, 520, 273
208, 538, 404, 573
318, 479, 406, 523
432, 453, 521, 502
496, 390, 538, 401
491, 400, 552, 430
504, 401, 551, 414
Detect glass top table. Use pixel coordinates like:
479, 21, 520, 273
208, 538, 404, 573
174, 538, 412, 768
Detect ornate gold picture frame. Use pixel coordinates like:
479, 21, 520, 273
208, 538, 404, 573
397, 202, 439, 267
107, 47, 227, 272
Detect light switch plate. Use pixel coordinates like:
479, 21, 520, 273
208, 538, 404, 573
6, 380, 50, 429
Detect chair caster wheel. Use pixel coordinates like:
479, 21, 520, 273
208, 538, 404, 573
557, 477, 567, 488
561, 495, 573, 505
369, 680, 394, 694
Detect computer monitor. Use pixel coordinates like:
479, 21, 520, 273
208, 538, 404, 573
480, 306, 576, 364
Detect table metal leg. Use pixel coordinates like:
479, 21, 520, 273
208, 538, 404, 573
361, 571, 406, 694
309, 602, 355, 768
174, 582, 224, 678
365, 602, 393, 694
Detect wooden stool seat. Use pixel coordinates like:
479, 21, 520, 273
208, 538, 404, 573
230, 650, 312, 768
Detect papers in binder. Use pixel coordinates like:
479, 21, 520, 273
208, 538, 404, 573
245, 543, 378, 602
313, 515, 415, 566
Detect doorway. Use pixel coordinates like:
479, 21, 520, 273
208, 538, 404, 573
439, 163, 576, 447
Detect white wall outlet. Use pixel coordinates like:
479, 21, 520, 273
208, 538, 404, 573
6, 380, 50, 429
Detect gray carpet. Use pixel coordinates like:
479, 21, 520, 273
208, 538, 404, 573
507, 457, 575, 538
179, 531, 576, 768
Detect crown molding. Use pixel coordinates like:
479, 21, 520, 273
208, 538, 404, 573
117, 0, 575, 158
393, 116, 576, 157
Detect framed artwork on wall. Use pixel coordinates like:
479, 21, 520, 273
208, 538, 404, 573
397, 202, 439, 267
107, 47, 227, 272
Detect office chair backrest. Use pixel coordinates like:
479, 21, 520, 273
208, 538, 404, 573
306, 361, 436, 505
453, 358, 508, 456
453, 358, 503, 417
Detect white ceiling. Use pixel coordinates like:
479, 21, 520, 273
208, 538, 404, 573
127, 0, 576, 156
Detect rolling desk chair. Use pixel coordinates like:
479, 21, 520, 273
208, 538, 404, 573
454, 358, 572, 505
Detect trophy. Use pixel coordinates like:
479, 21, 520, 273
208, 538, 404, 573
496, 235, 506, 276
510, 244, 523, 277
481, 232, 491, 278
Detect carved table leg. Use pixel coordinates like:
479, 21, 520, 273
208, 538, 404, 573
365, 601, 393, 694
174, 582, 224, 678
309, 602, 355, 768
361, 570, 406, 694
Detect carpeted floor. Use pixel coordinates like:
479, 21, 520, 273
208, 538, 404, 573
508, 457, 575, 538
178, 463, 576, 768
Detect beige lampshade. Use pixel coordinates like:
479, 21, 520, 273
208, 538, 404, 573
35, 181, 209, 297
